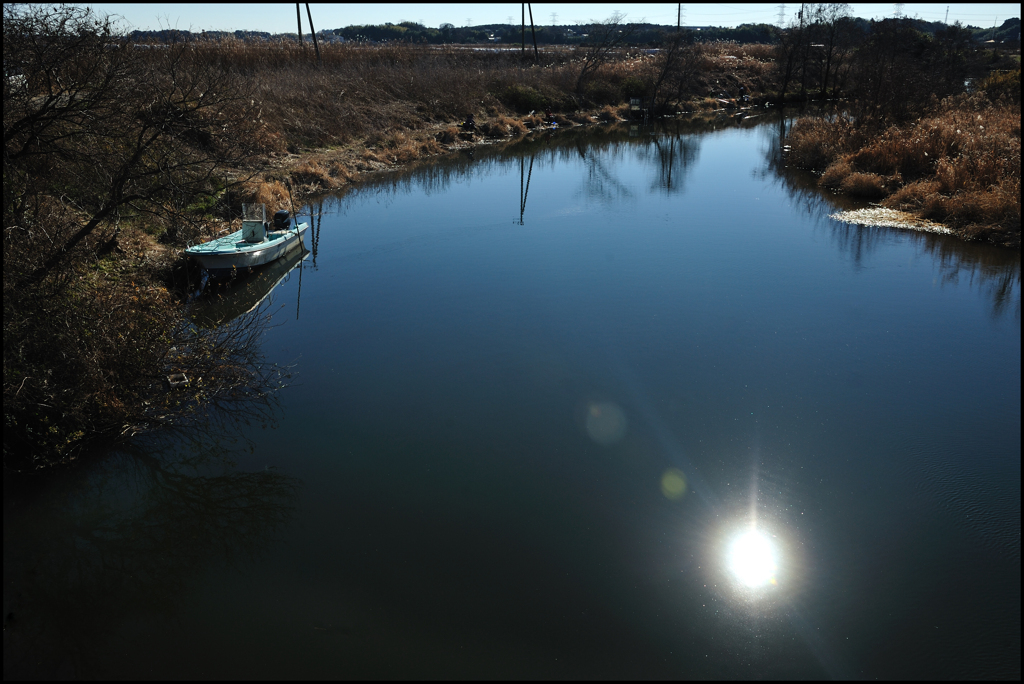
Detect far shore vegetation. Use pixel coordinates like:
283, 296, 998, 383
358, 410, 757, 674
4, 4, 1020, 469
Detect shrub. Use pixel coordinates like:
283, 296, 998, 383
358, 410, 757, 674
786, 117, 856, 170
290, 161, 333, 189
840, 172, 887, 198
479, 119, 509, 138
980, 69, 1021, 104
583, 82, 621, 107
883, 180, 942, 210
621, 76, 648, 99
495, 84, 547, 113
436, 126, 460, 144
819, 160, 853, 189
507, 118, 528, 136
597, 105, 620, 122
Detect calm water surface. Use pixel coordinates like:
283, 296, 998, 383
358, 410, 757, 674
4, 118, 1020, 679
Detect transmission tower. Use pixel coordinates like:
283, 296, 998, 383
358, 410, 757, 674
551, 12, 557, 26
777, 3, 786, 26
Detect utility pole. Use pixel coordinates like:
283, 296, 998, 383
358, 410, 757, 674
305, 3, 321, 66
677, 3, 681, 31
294, 3, 302, 45
943, 6, 949, 24
528, 3, 538, 62
522, 3, 525, 55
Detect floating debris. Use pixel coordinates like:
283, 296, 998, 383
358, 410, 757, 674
829, 207, 953, 235
167, 372, 190, 389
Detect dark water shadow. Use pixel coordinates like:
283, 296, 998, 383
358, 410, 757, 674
3, 428, 301, 678
3, 298, 303, 679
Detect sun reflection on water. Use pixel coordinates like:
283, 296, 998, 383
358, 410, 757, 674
727, 528, 779, 589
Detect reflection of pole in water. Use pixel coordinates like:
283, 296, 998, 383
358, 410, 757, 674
312, 199, 322, 268
519, 154, 534, 225
296, 244, 303, 320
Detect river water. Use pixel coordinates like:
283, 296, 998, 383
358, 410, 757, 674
4, 117, 1020, 679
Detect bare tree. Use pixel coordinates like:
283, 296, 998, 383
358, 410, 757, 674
3, 5, 278, 467
774, 12, 806, 103
649, 30, 705, 115
4, 4, 264, 288
809, 3, 854, 99
574, 12, 637, 97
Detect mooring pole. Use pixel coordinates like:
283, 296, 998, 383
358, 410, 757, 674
305, 3, 321, 65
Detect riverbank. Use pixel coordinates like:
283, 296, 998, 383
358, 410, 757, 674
177, 38, 778, 244
784, 78, 1021, 249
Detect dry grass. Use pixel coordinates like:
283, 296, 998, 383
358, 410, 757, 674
597, 104, 621, 122
787, 92, 1020, 244
479, 115, 528, 139
786, 116, 861, 170
127, 39, 775, 155
435, 126, 461, 144
840, 172, 887, 198
238, 178, 291, 213
819, 160, 853, 189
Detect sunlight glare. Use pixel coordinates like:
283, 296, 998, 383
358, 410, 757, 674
728, 530, 778, 588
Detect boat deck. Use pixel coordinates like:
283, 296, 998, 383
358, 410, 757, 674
187, 229, 298, 255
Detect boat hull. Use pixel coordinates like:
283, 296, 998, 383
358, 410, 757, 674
186, 223, 309, 278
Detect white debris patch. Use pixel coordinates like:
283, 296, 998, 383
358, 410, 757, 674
829, 207, 953, 235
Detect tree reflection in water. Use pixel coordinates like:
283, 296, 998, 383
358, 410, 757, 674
3, 302, 302, 679
637, 120, 701, 195
314, 119, 719, 221
759, 112, 1020, 321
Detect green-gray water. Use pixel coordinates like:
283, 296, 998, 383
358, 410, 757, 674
4, 118, 1020, 679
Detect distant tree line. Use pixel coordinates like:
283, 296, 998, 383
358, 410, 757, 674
118, 16, 1020, 48
771, 7, 1019, 119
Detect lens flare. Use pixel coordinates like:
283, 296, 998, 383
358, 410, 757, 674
585, 402, 627, 445
661, 468, 688, 499
728, 530, 778, 588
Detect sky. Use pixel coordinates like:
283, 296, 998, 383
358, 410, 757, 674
80, 3, 1020, 33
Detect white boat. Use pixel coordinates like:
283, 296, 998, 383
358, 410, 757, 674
186, 203, 309, 278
